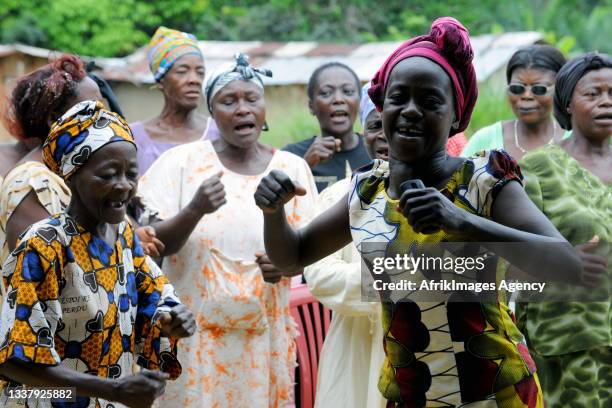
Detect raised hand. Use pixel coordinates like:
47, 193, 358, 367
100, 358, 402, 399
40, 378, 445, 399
254, 170, 307, 214
303, 136, 342, 168
158, 304, 197, 338
135, 226, 165, 258
113, 369, 168, 408
189, 171, 226, 215
397, 187, 471, 235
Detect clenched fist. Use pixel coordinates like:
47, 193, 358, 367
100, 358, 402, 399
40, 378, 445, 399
254, 170, 307, 214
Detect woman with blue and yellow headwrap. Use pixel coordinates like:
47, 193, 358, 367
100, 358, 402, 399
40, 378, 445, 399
0, 100, 196, 408
130, 26, 213, 176
137, 53, 318, 407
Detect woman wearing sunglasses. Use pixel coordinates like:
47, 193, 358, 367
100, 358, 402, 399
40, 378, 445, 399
463, 44, 568, 160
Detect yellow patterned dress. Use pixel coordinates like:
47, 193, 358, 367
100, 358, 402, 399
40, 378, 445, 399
0, 214, 182, 408
0, 161, 71, 269
348, 150, 544, 408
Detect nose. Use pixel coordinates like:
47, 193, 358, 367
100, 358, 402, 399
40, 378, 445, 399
114, 174, 134, 194
235, 98, 251, 116
331, 89, 346, 105
188, 69, 203, 85
598, 91, 612, 106
400, 98, 422, 120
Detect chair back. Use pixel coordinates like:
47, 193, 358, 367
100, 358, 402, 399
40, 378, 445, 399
290, 284, 332, 408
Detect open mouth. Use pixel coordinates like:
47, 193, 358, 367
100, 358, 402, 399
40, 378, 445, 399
106, 200, 126, 210
396, 126, 424, 138
594, 113, 612, 122
330, 111, 349, 121
375, 144, 389, 159
234, 122, 256, 133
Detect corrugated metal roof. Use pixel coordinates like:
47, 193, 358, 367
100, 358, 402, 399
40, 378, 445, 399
1, 32, 543, 85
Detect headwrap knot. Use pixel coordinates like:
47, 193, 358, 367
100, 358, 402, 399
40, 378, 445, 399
368, 17, 478, 136
43, 100, 135, 180
147, 26, 203, 82
205, 53, 272, 114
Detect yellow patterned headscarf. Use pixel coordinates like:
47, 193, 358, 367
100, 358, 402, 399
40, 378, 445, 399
147, 26, 203, 82
43, 100, 135, 180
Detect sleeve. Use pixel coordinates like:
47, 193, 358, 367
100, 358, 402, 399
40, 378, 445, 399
465, 150, 524, 218
132, 233, 182, 379
461, 123, 500, 157
0, 239, 63, 368
136, 149, 184, 222
303, 181, 375, 316
1, 163, 70, 223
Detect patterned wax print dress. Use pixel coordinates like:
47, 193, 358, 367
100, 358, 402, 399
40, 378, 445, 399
517, 143, 611, 408
0, 161, 71, 269
348, 150, 544, 408
0, 214, 182, 408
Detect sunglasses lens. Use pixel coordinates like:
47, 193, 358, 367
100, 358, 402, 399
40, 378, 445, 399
509, 84, 525, 95
532, 86, 548, 96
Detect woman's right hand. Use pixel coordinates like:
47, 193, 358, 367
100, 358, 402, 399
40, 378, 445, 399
303, 136, 341, 168
254, 170, 307, 214
189, 171, 226, 215
113, 369, 168, 408
576, 235, 608, 288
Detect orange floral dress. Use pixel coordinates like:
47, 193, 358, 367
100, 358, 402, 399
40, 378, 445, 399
138, 140, 317, 407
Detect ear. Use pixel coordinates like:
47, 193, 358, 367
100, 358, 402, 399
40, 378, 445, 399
308, 99, 315, 116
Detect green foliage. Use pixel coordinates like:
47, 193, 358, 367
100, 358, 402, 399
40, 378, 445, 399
1, 1, 610, 57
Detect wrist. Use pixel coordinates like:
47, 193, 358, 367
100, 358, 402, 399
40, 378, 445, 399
103, 378, 121, 403
186, 200, 207, 218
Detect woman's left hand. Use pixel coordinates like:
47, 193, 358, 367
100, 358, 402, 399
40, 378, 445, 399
158, 304, 197, 338
397, 188, 472, 235
136, 226, 166, 258
255, 252, 284, 283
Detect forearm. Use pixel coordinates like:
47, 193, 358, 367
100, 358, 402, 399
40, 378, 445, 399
263, 209, 303, 271
0, 360, 117, 401
465, 213, 581, 281
151, 204, 204, 256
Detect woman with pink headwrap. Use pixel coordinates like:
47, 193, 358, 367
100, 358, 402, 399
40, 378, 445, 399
254, 18, 585, 407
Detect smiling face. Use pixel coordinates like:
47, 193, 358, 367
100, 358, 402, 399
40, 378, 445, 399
363, 109, 388, 160
159, 53, 205, 110
382, 57, 455, 163
68, 141, 138, 225
508, 68, 556, 126
309, 66, 360, 138
211, 80, 266, 148
569, 67, 612, 141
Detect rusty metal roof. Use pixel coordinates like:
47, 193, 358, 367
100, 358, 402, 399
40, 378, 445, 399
1, 32, 544, 85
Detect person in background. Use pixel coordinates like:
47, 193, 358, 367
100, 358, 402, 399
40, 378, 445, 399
283, 62, 371, 192
304, 83, 386, 408
462, 44, 567, 160
137, 53, 317, 407
254, 18, 586, 407
0, 101, 195, 408
516, 52, 611, 408
130, 26, 212, 176
0, 55, 103, 268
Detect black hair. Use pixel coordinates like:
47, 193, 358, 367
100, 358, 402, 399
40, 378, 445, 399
506, 44, 567, 84
307, 62, 360, 101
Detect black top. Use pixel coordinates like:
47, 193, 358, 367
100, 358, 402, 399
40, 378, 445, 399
283, 135, 371, 192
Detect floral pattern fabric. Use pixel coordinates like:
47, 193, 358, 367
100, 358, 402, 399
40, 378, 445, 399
348, 150, 543, 407
137, 140, 317, 408
0, 213, 181, 408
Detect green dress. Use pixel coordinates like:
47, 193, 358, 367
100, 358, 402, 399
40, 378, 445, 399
517, 143, 611, 407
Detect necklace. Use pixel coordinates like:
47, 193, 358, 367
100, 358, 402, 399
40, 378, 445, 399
514, 119, 557, 154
